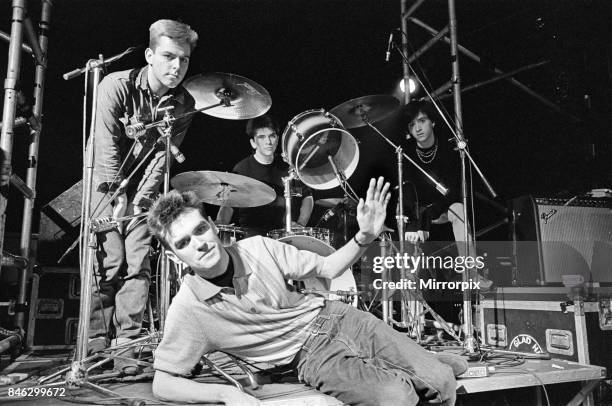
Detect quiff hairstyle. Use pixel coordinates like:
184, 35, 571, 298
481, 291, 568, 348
147, 190, 206, 248
149, 19, 199, 51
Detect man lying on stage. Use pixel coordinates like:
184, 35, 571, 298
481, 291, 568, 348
147, 177, 463, 406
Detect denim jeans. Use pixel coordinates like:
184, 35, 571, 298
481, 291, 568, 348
89, 214, 151, 341
295, 301, 456, 406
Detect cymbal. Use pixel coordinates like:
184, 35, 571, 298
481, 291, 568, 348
171, 171, 275, 208
329, 95, 399, 129
315, 198, 345, 208
183, 73, 272, 120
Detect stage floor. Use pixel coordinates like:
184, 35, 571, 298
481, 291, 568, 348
0, 351, 606, 405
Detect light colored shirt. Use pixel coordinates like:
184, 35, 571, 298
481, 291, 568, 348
154, 236, 326, 376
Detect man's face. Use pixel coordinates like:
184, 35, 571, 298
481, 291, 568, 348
165, 208, 225, 278
250, 127, 279, 157
408, 112, 435, 146
145, 36, 191, 92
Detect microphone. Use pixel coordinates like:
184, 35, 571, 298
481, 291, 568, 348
158, 137, 186, 163
385, 32, 394, 62
125, 121, 147, 139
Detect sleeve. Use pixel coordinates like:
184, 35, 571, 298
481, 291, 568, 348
93, 76, 126, 193
153, 301, 212, 376
133, 113, 193, 207
259, 236, 325, 280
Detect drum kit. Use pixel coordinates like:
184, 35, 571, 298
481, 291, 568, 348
165, 74, 404, 308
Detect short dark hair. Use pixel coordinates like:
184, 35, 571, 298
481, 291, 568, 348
147, 190, 206, 248
149, 19, 199, 52
403, 100, 437, 127
245, 114, 279, 139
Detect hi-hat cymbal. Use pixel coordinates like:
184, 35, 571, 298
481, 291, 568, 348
171, 171, 275, 208
183, 73, 272, 120
330, 95, 399, 129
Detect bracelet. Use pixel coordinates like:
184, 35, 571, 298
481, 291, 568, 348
353, 235, 370, 248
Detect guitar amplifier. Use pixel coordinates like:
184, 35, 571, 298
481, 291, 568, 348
511, 196, 612, 285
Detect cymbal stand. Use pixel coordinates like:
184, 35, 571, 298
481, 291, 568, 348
326, 155, 359, 203
326, 155, 360, 246
283, 168, 297, 233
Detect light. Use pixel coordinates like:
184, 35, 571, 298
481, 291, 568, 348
400, 77, 417, 94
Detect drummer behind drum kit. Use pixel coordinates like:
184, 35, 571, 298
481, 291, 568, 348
170, 73, 401, 307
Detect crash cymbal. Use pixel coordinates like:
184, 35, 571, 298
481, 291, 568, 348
171, 171, 275, 208
315, 198, 346, 208
183, 73, 272, 120
330, 95, 399, 129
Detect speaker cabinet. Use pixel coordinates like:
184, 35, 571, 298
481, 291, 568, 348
511, 196, 612, 285
38, 180, 82, 265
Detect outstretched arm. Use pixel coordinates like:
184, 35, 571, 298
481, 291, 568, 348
153, 370, 260, 405
318, 177, 390, 279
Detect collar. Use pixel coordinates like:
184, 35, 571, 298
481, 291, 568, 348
183, 245, 253, 302
135, 65, 186, 104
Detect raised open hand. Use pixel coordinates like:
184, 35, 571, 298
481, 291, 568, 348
356, 177, 391, 243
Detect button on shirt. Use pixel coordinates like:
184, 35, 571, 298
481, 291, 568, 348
154, 236, 326, 376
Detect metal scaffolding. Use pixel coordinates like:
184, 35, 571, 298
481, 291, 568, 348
0, 0, 52, 354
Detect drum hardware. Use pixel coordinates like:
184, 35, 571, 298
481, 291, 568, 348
281, 109, 360, 191
171, 170, 276, 208
328, 95, 399, 130
282, 168, 297, 233
267, 227, 332, 246
182, 72, 272, 120
216, 225, 247, 247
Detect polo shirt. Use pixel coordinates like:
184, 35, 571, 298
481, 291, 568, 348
154, 236, 326, 376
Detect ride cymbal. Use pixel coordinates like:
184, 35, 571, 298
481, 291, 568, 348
330, 95, 399, 129
183, 73, 272, 120
171, 170, 275, 207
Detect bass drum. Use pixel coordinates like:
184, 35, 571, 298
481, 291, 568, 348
278, 235, 357, 307
282, 109, 359, 190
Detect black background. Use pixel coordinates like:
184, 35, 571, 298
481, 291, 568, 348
2, 0, 611, 235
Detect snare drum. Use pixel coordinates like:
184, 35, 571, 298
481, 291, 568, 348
282, 109, 359, 190
277, 234, 357, 307
267, 227, 331, 246
217, 225, 247, 247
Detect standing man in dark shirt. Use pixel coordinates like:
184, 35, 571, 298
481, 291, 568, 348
216, 115, 313, 236
88, 19, 198, 371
